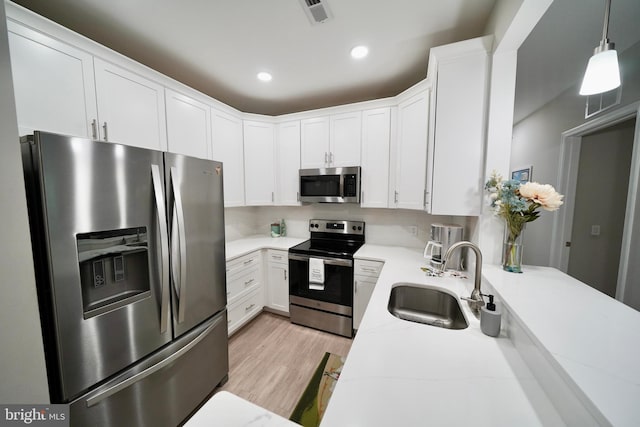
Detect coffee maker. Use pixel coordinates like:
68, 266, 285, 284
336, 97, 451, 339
424, 223, 465, 270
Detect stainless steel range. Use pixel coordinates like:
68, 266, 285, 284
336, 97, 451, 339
288, 219, 365, 338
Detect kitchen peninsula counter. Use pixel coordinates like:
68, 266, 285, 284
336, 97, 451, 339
320, 244, 640, 427
215, 238, 639, 426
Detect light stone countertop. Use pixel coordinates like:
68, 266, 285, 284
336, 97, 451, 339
225, 235, 306, 260
483, 264, 640, 427
211, 238, 640, 426
184, 391, 298, 427
321, 244, 564, 427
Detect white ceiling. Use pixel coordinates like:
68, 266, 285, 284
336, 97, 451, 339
10, 0, 497, 115
515, 0, 640, 123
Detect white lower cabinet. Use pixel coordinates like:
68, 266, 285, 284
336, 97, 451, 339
227, 287, 263, 336
353, 259, 384, 330
226, 251, 264, 335
265, 250, 289, 314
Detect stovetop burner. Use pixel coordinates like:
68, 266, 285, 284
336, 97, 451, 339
289, 219, 365, 259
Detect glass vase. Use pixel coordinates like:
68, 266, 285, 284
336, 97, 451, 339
502, 225, 524, 273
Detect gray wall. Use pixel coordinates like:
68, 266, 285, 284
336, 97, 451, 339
0, 1, 49, 403
512, 40, 640, 267
567, 119, 635, 297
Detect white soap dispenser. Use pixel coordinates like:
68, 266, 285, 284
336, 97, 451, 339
480, 294, 501, 337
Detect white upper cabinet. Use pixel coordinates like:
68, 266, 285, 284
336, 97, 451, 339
243, 120, 275, 206
360, 108, 391, 208
94, 58, 167, 151
300, 117, 329, 169
211, 109, 244, 207
427, 36, 490, 216
7, 21, 98, 138
165, 88, 211, 159
275, 121, 301, 205
329, 111, 362, 167
301, 112, 361, 168
391, 90, 430, 210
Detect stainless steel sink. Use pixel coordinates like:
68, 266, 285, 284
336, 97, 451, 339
388, 284, 468, 329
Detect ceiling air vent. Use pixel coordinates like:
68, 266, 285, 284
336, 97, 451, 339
299, 0, 333, 25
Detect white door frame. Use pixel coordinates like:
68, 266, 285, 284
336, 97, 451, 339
551, 101, 640, 302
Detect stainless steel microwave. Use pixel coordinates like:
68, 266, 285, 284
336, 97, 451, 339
299, 166, 361, 203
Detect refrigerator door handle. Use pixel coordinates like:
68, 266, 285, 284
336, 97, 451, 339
85, 315, 222, 408
151, 164, 170, 334
170, 166, 188, 324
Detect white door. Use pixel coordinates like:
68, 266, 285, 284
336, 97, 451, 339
301, 117, 330, 168
243, 120, 275, 206
7, 21, 98, 138
211, 109, 244, 207
94, 57, 167, 150
430, 52, 487, 215
276, 121, 301, 205
361, 108, 391, 208
353, 277, 376, 329
393, 91, 429, 210
267, 262, 289, 314
330, 111, 362, 167
165, 88, 211, 159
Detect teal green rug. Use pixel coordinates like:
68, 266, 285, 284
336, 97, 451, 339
289, 352, 345, 427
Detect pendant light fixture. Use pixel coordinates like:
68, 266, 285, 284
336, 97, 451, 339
579, 0, 621, 95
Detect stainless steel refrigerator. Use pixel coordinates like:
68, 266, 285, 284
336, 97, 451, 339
21, 131, 228, 426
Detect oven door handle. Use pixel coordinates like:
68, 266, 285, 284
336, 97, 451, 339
289, 253, 353, 267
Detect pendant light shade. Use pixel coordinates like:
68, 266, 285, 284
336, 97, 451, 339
579, 0, 621, 96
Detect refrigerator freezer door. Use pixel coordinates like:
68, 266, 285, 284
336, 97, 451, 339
70, 311, 229, 426
22, 132, 172, 401
164, 153, 227, 338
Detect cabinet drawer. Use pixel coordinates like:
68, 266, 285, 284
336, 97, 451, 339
267, 249, 288, 264
226, 251, 261, 278
227, 265, 260, 304
354, 259, 384, 278
228, 288, 263, 335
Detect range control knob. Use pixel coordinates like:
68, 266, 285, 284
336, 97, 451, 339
357, 226, 362, 231
352, 226, 356, 231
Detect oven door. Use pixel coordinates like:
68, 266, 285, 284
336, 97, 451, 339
288, 254, 353, 308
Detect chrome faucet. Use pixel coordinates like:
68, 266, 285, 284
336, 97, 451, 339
439, 241, 484, 315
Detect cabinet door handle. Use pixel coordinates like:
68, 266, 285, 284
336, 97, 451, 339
91, 119, 98, 140
394, 190, 398, 203
329, 152, 334, 165
324, 152, 328, 165
245, 303, 256, 311
284, 270, 287, 280
272, 255, 282, 260
297, 191, 300, 202
243, 259, 253, 265
272, 192, 274, 203
244, 278, 254, 286
102, 122, 109, 142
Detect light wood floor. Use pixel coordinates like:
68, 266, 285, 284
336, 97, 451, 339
217, 312, 353, 418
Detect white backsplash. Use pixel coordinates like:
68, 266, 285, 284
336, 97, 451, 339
224, 205, 477, 249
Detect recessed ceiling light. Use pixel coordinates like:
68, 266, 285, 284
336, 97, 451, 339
350, 45, 369, 59
257, 72, 272, 82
